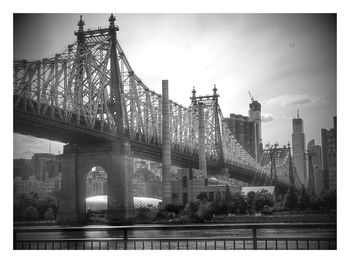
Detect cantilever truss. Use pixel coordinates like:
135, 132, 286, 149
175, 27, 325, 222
254, 147, 302, 189
14, 15, 273, 183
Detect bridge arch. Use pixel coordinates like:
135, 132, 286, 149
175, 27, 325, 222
85, 166, 108, 212
58, 142, 134, 222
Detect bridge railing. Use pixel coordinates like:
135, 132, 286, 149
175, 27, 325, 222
14, 222, 336, 250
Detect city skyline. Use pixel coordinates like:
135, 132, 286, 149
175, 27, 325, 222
13, 13, 336, 158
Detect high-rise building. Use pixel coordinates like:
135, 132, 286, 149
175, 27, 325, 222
224, 113, 257, 160
249, 99, 263, 162
307, 139, 323, 195
31, 153, 59, 181
13, 159, 32, 181
292, 111, 307, 186
321, 116, 337, 191
86, 169, 107, 197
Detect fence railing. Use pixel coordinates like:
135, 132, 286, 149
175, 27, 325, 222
14, 222, 336, 250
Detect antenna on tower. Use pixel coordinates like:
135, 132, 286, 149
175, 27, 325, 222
248, 91, 254, 102
297, 109, 300, 118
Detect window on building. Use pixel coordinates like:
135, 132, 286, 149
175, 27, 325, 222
209, 192, 214, 201
189, 168, 193, 180
183, 176, 187, 188
183, 193, 188, 206
172, 193, 178, 199
204, 178, 208, 186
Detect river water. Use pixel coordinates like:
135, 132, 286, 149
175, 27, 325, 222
15, 224, 336, 250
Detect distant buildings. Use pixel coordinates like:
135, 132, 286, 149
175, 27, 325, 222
223, 97, 264, 162
321, 116, 337, 191
13, 159, 32, 181
86, 167, 107, 198
292, 111, 307, 186
31, 153, 60, 181
13, 153, 62, 195
249, 99, 264, 162
224, 114, 258, 160
171, 168, 241, 207
307, 139, 323, 195
14, 174, 61, 195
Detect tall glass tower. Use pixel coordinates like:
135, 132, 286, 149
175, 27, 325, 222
292, 110, 307, 186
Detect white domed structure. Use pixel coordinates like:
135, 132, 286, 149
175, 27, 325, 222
86, 195, 161, 211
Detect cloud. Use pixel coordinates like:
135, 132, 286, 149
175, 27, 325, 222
261, 113, 274, 123
266, 94, 325, 107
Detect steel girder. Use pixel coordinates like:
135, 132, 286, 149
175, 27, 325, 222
13, 19, 289, 186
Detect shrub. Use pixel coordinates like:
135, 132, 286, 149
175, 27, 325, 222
164, 204, 182, 214
183, 201, 200, 220
231, 192, 248, 214
44, 208, 55, 219
23, 206, 39, 221
209, 196, 224, 215
77, 212, 92, 225
246, 191, 256, 213
298, 186, 311, 210
155, 210, 171, 221
284, 186, 298, 210
196, 201, 213, 221
253, 190, 275, 212
320, 190, 336, 210
135, 208, 150, 221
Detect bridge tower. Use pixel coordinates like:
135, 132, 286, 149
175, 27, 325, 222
287, 142, 295, 188
58, 15, 133, 223
306, 149, 317, 195
190, 85, 225, 176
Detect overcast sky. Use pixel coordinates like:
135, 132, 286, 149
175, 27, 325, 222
13, 13, 336, 159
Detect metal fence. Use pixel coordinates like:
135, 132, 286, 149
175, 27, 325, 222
14, 222, 336, 250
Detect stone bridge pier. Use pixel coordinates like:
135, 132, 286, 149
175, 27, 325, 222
58, 140, 134, 223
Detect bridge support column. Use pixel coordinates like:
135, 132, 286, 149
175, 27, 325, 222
198, 102, 207, 178
108, 140, 134, 221
57, 145, 79, 223
162, 80, 172, 207
57, 141, 134, 224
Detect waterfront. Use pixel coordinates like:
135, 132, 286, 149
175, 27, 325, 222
14, 223, 336, 250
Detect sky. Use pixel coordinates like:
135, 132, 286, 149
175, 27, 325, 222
13, 13, 336, 159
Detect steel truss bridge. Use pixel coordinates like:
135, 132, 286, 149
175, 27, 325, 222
13, 15, 300, 193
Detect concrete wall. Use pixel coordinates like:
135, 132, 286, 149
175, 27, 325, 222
58, 141, 134, 222
171, 168, 241, 207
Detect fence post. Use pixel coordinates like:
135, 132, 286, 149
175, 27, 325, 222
13, 228, 16, 250
252, 227, 257, 250
123, 229, 128, 250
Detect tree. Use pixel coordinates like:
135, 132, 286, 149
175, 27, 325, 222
246, 191, 256, 213
231, 192, 248, 214
23, 206, 39, 221
298, 186, 310, 210
44, 208, 55, 219
209, 191, 224, 215
183, 201, 200, 220
253, 189, 275, 212
284, 186, 298, 210
196, 201, 213, 221
319, 190, 337, 211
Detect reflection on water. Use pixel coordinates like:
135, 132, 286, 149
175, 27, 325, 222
17, 226, 336, 241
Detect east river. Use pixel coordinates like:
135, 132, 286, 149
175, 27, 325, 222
14, 224, 336, 250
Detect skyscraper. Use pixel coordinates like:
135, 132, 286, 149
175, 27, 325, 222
321, 116, 337, 191
292, 110, 307, 186
307, 139, 323, 195
249, 99, 263, 162
224, 113, 257, 160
